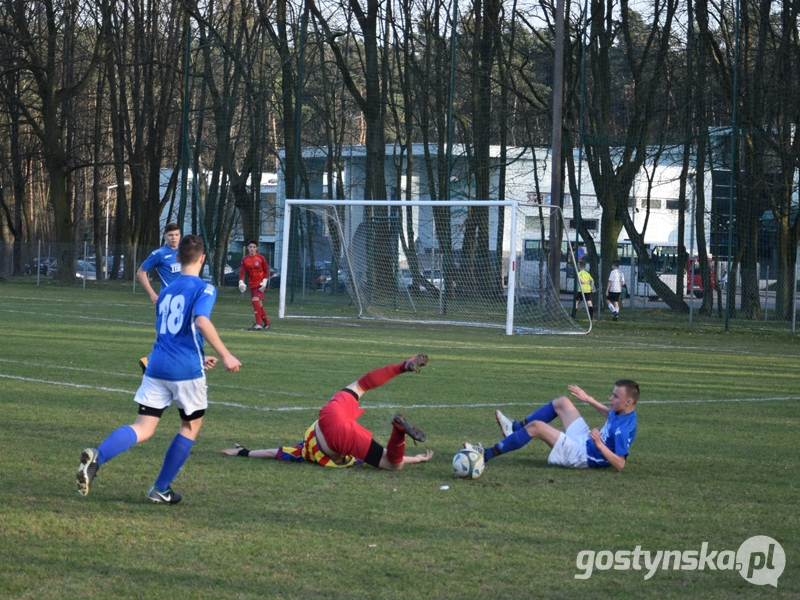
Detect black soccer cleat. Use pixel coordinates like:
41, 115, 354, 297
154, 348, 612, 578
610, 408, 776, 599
392, 413, 426, 442
76, 448, 99, 496
403, 354, 429, 373
147, 485, 182, 505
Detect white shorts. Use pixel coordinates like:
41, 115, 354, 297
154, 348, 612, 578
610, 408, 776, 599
134, 375, 208, 417
547, 417, 589, 469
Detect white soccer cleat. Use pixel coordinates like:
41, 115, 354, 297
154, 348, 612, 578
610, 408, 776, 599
495, 410, 514, 438
462, 442, 484, 457
76, 448, 99, 496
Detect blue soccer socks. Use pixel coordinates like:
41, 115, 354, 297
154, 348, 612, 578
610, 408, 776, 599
154, 434, 194, 492
523, 401, 557, 426
486, 427, 533, 462
96, 425, 138, 467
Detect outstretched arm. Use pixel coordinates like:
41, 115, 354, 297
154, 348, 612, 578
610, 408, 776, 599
567, 384, 610, 419
222, 443, 277, 459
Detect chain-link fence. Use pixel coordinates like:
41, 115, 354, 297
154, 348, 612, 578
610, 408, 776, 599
3, 238, 797, 335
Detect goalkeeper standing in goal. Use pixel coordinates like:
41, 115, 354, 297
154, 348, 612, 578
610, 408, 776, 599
239, 240, 271, 331
222, 355, 433, 470
76, 235, 242, 504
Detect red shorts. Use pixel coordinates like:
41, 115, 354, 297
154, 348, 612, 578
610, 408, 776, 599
317, 389, 373, 461
249, 287, 264, 301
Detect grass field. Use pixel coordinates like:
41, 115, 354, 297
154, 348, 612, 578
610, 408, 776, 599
0, 279, 797, 599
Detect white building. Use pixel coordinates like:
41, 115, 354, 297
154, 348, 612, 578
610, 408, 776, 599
274, 144, 713, 275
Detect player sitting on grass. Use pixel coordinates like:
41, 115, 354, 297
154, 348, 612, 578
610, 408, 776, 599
222, 355, 433, 470
238, 240, 271, 331
76, 235, 242, 504
137, 222, 182, 373
464, 380, 638, 472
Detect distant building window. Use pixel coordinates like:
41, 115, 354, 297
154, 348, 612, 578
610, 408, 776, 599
666, 200, 680, 210
525, 216, 549, 231
526, 192, 550, 204
569, 219, 598, 231
524, 239, 545, 261
640, 198, 662, 209
261, 192, 277, 235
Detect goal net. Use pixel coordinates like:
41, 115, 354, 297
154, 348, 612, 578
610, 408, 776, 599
279, 200, 589, 335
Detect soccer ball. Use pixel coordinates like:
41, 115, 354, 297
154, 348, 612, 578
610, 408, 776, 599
452, 449, 484, 479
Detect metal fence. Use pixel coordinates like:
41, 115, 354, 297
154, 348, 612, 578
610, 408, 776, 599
1, 240, 797, 334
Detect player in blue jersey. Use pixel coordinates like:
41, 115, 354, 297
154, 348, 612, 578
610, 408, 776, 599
137, 223, 182, 372
137, 222, 182, 303
464, 380, 638, 472
76, 235, 242, 504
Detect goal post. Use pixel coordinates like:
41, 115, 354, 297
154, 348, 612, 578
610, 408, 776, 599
279, 199, 589, 335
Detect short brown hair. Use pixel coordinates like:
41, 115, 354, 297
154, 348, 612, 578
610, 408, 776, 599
178, 235, 205, 265
615, 379, 640, 403
165, 222, 180, 234
247, 240, 258, 248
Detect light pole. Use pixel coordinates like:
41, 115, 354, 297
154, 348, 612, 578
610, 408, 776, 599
105, 181, 129, 279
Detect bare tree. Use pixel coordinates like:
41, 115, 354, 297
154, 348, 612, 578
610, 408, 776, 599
582, 0, 687, 311
0, 0, 111, 282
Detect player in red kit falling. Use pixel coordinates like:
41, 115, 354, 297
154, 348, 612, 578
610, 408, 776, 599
239, 240, 271, 330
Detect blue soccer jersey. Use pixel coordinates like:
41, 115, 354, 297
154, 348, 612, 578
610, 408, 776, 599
586, 410, 637, 468
145, 275, 217, 381
140, 245, 181, 287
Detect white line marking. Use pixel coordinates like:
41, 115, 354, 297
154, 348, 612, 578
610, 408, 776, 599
0, 373, 134, 394
0, 373, 797, 412
0, 308, 150, 326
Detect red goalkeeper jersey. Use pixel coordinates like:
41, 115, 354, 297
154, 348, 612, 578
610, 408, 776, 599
239, 254, 270, 288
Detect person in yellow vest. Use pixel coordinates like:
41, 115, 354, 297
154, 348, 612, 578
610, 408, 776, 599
575, 261, 595, 321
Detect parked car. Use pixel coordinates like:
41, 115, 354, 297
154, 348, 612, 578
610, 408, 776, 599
421, 269, 444, 291
76, 260, 97, 280
398, 268, 413, 289
324, 269, 349, 294
316, 267, 329, 290
25, 257, 56, 275
398, 268, 443, 293
101, 256, 125, 279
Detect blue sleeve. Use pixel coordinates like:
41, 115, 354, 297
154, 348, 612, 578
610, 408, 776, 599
140, 249, 160, 272
613, 428, 631, 457
193, 284, 217, 319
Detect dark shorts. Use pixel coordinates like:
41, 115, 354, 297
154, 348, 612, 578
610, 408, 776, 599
607, 292, 621, 302
250, 287, 264, 301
